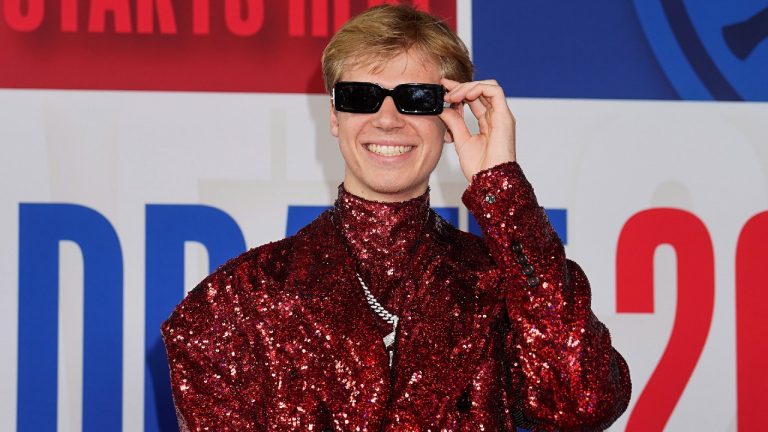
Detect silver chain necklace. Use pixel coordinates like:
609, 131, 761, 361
356, 273, 398, 367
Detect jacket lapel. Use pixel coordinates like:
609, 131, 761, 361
283, 212, 393, 419
390, 213, 504, 416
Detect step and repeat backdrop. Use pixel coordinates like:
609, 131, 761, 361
1, 0, 767, 431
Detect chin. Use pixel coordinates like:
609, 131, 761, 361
369, 180, 424, 199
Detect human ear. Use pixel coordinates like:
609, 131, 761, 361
443, 127, 453, 143
330, 100, 339, 138
442, 103, 464, 143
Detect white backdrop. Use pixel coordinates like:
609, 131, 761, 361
3, 90, 767, 431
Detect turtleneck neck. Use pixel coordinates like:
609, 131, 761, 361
333, 184, 430, 310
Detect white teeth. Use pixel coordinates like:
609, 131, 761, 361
366, 144, 414, 156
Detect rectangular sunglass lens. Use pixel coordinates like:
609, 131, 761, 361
394, 84, 444, 114
334, 82, 382, 113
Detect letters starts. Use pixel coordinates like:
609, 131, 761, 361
3, 0, 268, 36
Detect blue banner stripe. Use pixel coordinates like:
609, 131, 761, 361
287, 205, 567, 245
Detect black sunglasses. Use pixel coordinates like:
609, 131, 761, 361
332, 81, 448, 115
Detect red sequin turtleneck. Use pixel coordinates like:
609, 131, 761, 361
333, 185, 430, 326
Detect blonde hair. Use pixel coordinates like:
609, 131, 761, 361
321, 5, 473, 93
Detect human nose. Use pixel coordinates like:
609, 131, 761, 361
371, 96, 406, 130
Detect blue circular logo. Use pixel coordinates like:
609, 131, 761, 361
633, 0, 767, 101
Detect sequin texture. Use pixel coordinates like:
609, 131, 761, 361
162, 162, 631, 431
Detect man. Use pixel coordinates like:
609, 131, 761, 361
162, 5, 631, 431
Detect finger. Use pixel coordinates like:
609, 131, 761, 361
464, 84, 507, 110
441, 77, 461, 90
444, 78, 499, 87
463, 89, 495, 122
444, 81, 486, 104
445, 82, 506, 114
476, 94, 493, 111
444, 89, 486, 123
442, 78, 500, 94
466, 97, 487, 120
441, 78, 465, 102
438, 106, 472, 144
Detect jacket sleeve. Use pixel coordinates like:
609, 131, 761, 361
462, 161, 631, 431
161, 266, 271, 431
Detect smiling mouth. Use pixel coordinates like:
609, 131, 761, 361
366, 144, 414, 156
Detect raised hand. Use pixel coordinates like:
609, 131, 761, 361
439, 78, 517, 182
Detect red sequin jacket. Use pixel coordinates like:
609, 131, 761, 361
162, 162, 631, 431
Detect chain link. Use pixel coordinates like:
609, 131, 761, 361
356, 273, 398, 326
